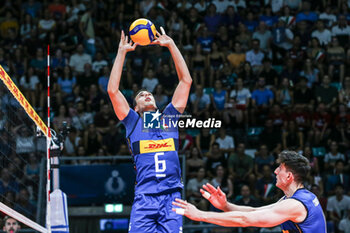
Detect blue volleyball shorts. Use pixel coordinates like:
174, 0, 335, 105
129, 191, 182, 233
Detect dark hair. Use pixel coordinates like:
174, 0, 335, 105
277, 150, 310, 183
3, 216, 19, 226
133, 88, 150, 107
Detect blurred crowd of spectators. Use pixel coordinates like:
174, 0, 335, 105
0, 0, 350, 232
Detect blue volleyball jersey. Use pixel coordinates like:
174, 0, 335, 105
122, 103, 183, 195
281, 188, 327, 233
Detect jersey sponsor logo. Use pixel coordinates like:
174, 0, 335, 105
140, 138, 175, 154
282, 231, 289, 233
313, 197, 320, 207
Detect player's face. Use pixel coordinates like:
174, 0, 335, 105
274, 163, 290, 190
3, 218, 20, 233
135, 91, 157, 112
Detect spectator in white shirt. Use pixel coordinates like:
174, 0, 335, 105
190, 84, 210, 119
270, 0, 284, 13
69, 44, 92, 74
284, 0, 302, 11
324, 141, 346, 171
227, 77, 251, 125
212, 0, 234, 14
246, 39, 265, 72
141, 69, 159, 93
193, 0, 208, 14
327, 184, 350, 228
231, 0, 246, 11
253, 21, 272, 52
311, 20, 332, 46
331, 15, 350, 47
38, 9, 56, 39
92, 51, 108, 74
71, 101, 94, 131
186, 167, 209, 211
215, 127, 235, 158
332, 15, 350, 36
319, 5, 337, 28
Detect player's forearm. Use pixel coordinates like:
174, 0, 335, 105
223, 203, 257, 212
168, 41, 192, 84
199, 210, 250, 227
108, 49, 127, 94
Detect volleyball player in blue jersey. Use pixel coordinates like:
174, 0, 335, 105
173, 151, 327, 233
108, 27, 192, 233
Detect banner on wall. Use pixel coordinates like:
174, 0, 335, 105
60, 164, 135, 206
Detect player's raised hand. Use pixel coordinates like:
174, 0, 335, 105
172, 198, 203, 222
200, 183, 228, 211
151, 26, 174, 47
118, 30, 138, 52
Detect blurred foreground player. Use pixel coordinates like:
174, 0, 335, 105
173, 151, 327, 232
108, 27, 192, 232
3, 216, 21, 233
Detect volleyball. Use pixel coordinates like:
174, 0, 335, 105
129, 18, 157, 46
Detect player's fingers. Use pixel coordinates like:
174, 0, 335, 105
204, 183, 217, 193
156, 30, 161, 37
201, 190, 211, 199
121, 30, 124, 39
217, 186, 225, 196
202, 184, 212, 194
174, 198, 187, 204
125, 35, 128, 43
160, 26, 166, 35
172, 201, 186, 209
150, 39, 160, 45
172, 208, 185, 215
131, 42, 138, 50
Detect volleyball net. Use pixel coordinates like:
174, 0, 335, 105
0, 65, 52, 232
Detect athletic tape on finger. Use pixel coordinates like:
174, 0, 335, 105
160, 27, 165, 35
203, 191, 211, 199
175, 208, 185, 215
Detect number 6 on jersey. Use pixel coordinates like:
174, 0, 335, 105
154, 152, 166, 177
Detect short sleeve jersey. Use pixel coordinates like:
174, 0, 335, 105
122, 103, 183, 195
281, 188, 327, 233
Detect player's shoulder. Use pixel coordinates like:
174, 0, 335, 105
163, 102, 181, 115
121, 108, 139, 124
275, 198, 307, 221
277, 197, 305, 211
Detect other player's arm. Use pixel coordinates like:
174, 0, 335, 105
200, 183, 280, 212
152, 27, 192, 113
108, 31, 137, 120
173, 198, 306, 228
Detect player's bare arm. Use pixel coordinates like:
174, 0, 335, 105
151, 27, 192, 113
200, 183, 279, 212
173, 198, 306, 228
108, 30, 138, 120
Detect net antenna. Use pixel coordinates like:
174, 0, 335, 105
47, 45, 52, 233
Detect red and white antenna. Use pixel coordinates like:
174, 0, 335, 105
46, 44, 51, 233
